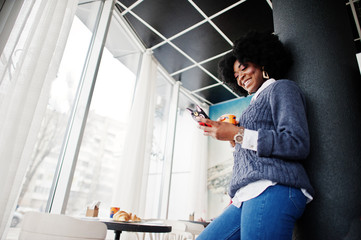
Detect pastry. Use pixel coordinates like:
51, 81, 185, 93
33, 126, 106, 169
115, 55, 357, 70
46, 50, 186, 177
113, 211, 130, 221
112, 210, 141, 222
129, 213, 141, 222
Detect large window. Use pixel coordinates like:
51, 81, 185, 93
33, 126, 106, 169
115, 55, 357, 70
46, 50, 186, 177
144, 70, 173, 218
168, 92, 208, 220
65, 6, 140, 218
9, 1, 100, 229
140, 70, 208, 221
5, 2, 207, 239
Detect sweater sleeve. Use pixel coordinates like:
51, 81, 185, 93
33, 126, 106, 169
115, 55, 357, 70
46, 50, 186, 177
257, 81, 310, 160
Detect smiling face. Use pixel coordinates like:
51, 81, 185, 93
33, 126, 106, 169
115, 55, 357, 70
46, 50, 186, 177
233, 60, 265, 94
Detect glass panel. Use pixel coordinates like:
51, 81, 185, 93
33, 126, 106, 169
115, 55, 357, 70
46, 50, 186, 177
167, 93, 206, 220
9, 0, 101, 232
65, 9, 140, 218
144, 71, 173, 218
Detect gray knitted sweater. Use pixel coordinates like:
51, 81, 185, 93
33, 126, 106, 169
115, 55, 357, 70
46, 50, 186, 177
229, 80, 314, 198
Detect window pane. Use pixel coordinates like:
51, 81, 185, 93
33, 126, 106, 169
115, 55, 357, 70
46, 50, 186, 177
144, 71, 173, 218
168, 93, 207, 220
9, 1, 100, 231
65, 9, 140, 218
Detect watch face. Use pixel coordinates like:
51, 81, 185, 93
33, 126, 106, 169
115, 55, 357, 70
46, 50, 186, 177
235, 134, 243, 143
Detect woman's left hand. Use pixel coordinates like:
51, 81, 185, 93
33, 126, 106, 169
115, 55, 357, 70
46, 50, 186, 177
197, 117, 241, 141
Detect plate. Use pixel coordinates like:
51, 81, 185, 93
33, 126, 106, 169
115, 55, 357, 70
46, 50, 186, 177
112, 219, 142, 223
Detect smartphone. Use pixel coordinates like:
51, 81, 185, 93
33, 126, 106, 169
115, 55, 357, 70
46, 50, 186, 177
186, 105, 211, 127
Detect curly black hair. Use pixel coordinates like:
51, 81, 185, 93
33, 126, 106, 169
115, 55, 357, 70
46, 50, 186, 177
218, 31, 293, 95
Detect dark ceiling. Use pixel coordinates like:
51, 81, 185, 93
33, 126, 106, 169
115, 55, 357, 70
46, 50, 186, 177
116, 0, 361, 105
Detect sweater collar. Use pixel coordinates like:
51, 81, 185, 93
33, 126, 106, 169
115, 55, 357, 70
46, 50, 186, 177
250, 78, 276, 103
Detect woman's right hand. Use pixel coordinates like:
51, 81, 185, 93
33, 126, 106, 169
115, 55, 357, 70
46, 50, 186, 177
197, 117, 243, 142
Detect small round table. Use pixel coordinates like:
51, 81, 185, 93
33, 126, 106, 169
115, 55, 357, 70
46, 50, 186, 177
101, 220, 172, 240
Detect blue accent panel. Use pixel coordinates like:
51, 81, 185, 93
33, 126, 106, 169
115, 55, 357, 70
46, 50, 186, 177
209, 96, 252, 121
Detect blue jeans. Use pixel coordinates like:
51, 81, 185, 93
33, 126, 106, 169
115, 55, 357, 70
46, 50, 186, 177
197, 185, 307, 240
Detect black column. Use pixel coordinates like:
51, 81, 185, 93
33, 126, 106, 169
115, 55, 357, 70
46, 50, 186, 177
273, 1, 361, 239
